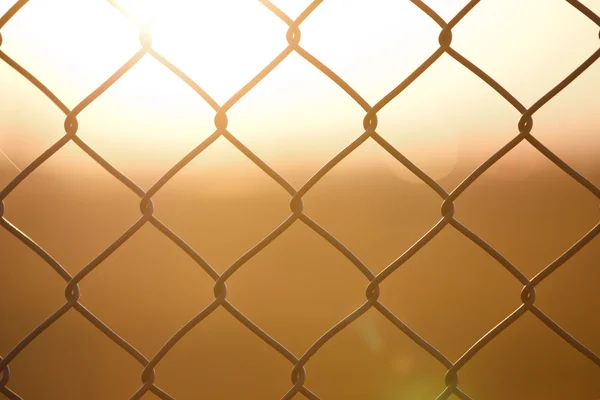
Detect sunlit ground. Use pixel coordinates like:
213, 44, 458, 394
0, 0, 599, 399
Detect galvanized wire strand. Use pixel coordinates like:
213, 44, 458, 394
0, 0, 599, 399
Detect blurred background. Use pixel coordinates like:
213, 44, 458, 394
0, 0, 599, 399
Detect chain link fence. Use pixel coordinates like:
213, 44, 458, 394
1, 0, 599, 399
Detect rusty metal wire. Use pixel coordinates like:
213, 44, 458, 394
1, 0, 599, 399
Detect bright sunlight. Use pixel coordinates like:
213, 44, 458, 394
1, 0, 599, 184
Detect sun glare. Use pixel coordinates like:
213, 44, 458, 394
1, 0, 599, 182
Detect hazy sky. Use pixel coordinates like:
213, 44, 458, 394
0, 0, 599, 182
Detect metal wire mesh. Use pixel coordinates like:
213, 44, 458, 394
1, 0, 599, 399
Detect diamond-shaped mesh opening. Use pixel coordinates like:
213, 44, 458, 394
459, 313, 600, 400
302, 139, 441, 272
379, 226, 522, 360
152, 136, 291, 273
0, 229, 64, 356
534, 235, 600, 355
78, 224, 215, 355
307, 309, 446, 400
451, 0, 600, 105
376, 53, 520, 189
300, 0, 440, 104
526, 62, 600, 184
227, 51, 366, 186
6, 310, 141, 400
0, 0, 140, 106
227, 221, 366, 355
454, 141, 599, 277
146, 0, 288, 105
2, 142, 140, 274
155, 307, 291, 400
76, 55, 216, 188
